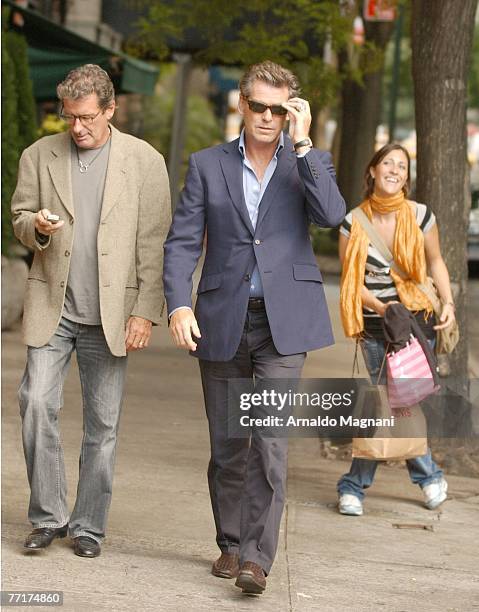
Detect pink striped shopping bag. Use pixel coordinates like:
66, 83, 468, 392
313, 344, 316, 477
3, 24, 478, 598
386, 336, 440, 408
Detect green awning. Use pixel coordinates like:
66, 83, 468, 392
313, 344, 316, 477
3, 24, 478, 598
3, 0, 158, 100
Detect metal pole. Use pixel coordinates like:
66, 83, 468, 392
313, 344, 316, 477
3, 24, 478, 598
168, 53, 192, 213
388, 3, 405, 143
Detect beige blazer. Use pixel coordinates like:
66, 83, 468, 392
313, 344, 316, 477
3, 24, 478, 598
11, 125, 171, 356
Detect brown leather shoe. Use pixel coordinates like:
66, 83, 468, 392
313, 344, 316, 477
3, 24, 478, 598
211, 552, 240, 579
235, 561, 266, 594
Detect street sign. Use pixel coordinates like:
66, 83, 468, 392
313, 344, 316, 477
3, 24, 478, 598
363, 0, 396, 22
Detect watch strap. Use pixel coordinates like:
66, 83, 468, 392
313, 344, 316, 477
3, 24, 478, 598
293, 138, 312, 150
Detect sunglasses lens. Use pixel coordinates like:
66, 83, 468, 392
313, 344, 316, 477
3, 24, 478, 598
247, 100, 287, 116
248, 101, 268, 113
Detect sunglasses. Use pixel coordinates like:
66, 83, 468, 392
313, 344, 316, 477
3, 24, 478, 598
246, 99, 288, 116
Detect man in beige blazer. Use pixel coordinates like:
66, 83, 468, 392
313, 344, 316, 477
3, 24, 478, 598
11, 64, 171, 558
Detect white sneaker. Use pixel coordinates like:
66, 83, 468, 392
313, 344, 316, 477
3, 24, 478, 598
422, 479, 448, 510
338, 493, 363, 516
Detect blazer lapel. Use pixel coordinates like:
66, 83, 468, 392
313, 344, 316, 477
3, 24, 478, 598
48, 133, 74, 217
256, 144, 296, 229
219, 141, 254, 236
100, 125, 127, 222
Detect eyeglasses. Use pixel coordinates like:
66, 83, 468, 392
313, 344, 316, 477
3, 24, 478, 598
59, 107, 104, 126
246, 99, 288, 116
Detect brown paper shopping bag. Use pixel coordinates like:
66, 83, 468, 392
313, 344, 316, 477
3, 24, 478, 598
352, 384, 427, 461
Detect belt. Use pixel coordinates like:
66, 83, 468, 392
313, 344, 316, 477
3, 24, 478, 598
248, 298, 265, 311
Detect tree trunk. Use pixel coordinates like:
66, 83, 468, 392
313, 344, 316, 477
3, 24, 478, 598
337, 21, 394, 209
411, 0, 478, 386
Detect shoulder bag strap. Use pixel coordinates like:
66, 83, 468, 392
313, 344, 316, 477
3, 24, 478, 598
351, 207, 438, 308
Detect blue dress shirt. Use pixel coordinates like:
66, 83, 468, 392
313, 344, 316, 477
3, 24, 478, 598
238, 129, 284, 298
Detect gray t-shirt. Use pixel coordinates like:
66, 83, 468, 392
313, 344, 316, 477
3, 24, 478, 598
63, 137, 111, 325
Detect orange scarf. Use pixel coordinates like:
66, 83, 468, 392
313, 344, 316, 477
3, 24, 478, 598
340, 192, 432, 338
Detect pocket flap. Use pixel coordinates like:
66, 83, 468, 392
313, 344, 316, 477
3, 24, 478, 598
197, 272, 223, 294
293, 263, 323, 282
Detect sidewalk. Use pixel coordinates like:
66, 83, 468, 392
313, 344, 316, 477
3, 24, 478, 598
2, 282, 478, 611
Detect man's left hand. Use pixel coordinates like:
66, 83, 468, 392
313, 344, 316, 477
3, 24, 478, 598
125, 316, 152, 351
282, 97, 312, 143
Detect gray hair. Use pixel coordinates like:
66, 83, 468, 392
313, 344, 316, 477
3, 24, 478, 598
57, 64, 115, 109
239, 60, 300, 98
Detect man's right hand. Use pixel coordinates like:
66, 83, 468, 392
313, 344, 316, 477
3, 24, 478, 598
169, 308, 202, 351
35, 209, 65, 236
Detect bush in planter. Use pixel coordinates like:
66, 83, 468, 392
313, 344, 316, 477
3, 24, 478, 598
1, 16, 38, 256
7, 31, 37, 152
1, 29, 20, 256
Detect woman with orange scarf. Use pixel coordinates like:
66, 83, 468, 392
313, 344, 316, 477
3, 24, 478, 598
337, 143, 456, 516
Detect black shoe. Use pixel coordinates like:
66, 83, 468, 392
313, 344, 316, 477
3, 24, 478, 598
24, 526, 68, 550
73, 536, 101, 558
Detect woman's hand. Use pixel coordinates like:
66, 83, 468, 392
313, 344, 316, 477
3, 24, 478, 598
376, 300, 399, 317
434, 303, 456, 330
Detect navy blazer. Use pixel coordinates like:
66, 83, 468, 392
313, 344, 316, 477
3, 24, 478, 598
163, 136, 346, 361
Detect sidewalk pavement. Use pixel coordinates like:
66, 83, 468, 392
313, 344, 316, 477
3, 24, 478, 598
2, 281, 478, 611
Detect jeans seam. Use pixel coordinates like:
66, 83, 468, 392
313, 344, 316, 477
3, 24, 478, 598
55, 369, 67, 526
54, 437, 67, 526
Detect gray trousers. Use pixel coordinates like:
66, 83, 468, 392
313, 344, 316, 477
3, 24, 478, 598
199, 305, 305, 574
18, 317, 127, 542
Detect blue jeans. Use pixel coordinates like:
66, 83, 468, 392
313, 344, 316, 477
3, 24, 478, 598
18, 317, 127, 542
337, 337, 443, 500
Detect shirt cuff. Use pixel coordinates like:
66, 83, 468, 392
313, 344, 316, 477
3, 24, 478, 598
168, 306, 193, 319
296, 148, 312, 158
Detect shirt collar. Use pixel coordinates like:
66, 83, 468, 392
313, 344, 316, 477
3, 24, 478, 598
238, 129, 284, 160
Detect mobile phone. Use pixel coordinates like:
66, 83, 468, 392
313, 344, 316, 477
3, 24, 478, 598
46, 214, 60, 223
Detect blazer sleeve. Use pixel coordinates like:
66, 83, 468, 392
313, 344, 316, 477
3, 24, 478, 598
296, 149, 346, 228
130, 152, 172, 324
163, 153, 206, 314
11, 147, 52, 251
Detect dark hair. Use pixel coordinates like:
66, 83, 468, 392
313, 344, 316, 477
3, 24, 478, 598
364, 143, 411, 198
239, 60, 300, 98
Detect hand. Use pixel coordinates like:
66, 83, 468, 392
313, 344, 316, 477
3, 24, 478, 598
125, 316, 152, 352
34, 209, 64, 236
434, 303, 456, 330
170, 308, 201, 351
377, 300, 399, 317
281, 97, 312, 143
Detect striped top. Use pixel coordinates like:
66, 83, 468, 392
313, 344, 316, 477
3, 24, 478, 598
340, 203, 436, 318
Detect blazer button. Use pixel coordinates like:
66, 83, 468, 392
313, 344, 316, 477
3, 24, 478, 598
244, 274, 251, 282
254, 239, 261, 245
65, 250, 70, 257
60, 281, 65, 288
69, 218, 74, 225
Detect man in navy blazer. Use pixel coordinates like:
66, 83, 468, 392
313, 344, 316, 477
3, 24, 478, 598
163, 61, 345, 595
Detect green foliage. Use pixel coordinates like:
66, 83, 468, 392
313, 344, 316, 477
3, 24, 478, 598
1, 10, 38, 256
309, 226, 338, 256
1, 27, 20, 256
130, 0, 363, 111
142, 70, 223, 184
7, 32, 37, 152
